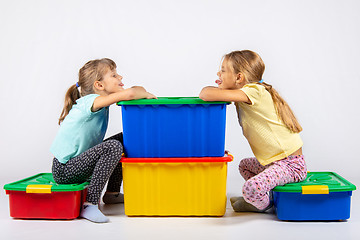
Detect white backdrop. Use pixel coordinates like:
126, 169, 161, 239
1, 0, 359, 190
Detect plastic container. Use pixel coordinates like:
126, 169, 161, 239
273, 172, 356, 221
4, 173, 88, 219
117, 97, 229, 158
121, 154, 233, 216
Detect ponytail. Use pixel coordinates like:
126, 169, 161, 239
259, 82, 302, 133
225, 50, 302, 133
57, 58, 116, 125
58, 84, 80, 125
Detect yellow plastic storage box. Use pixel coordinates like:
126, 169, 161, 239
121, 154, 233, 216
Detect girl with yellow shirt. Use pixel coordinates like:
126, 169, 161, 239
199, 50, 306, 212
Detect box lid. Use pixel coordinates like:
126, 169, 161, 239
3, 173, 88, 192
273, 172, 356, 193
121, 154, 233, 163
117, 97, 230, 106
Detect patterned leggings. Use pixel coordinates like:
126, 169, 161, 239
52, 133, 123, 205
239, 155, 307, 210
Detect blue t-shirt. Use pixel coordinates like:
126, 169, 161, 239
50, 94, 109, 164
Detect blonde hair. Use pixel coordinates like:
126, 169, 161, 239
225, 50, 302, 133
58, 58, 116, 125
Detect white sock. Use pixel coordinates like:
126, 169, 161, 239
79, 204, 109, 223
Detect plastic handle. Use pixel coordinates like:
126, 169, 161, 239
301, 185, 329, 194
225, 150, 233, 160
26, 185, 52, 194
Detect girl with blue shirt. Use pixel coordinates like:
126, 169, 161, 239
51, 58, 156, 223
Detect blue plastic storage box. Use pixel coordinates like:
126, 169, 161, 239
273, 172, 356, 221
117, 97, 229, 158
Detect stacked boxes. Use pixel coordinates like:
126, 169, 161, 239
117, 97, 231, 216
4, 173, 88, 219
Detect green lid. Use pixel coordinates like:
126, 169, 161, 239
273, 172, 356, 193
117, 97, 230, 106
3, 173, 88, 192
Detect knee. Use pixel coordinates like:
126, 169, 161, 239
238, 158, 248, 170
104, 139, 123, 157
239, 157, 254, 172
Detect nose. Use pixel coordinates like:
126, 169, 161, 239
217, 71, 220, 77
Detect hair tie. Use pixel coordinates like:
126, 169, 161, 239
76, 82, 80, 88
258, 79, 264, 83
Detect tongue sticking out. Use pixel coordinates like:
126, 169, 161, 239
215, 79, 222, 85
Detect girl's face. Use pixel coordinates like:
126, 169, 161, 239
100, 68, 124, 94
216, 59, 242, 89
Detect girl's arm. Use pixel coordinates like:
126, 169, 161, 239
92, 87, 156, 112
199, 86, 251, 103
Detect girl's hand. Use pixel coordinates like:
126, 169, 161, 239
130, 86, 146, 90
199, 86, 250, 103
131, 86, 157, 99
145, 92, 157, 99
92, 86, 157, 111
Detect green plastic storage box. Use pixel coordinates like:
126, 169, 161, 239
4, 173, 88, 219
273, 172, 356, 221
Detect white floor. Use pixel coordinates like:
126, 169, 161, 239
1, 176, 360, 240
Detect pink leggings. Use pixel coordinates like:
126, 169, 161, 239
239, 155, 307, 210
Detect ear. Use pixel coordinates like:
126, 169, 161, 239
93, 81, 104, 91
235, 73, 243, 85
